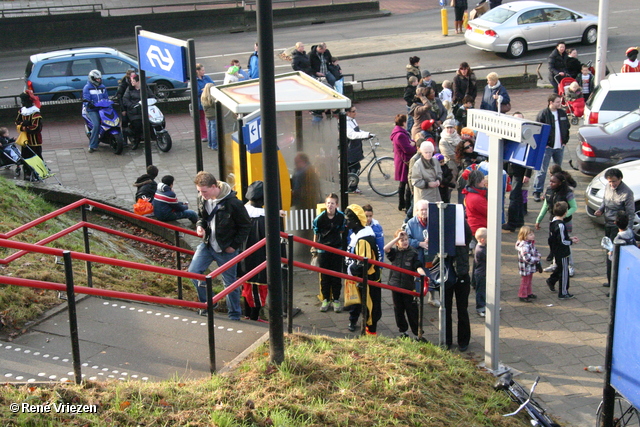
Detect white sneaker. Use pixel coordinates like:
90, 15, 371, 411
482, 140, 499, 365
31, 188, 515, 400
320, 299, 330, 312
543, 263, 557, 273
568, 266, 575, 277
427, 293, 441, 307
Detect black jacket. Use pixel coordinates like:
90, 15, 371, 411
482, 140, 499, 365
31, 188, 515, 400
133, 174, 157, 202
309, 45, 332, 76
387, 247, 422, 291
122, 86, 154, 121
196, 187, 251, 252
536, 107, 570, 147
291, 50, 314, 76
566, 57, 581, 79
404, 84, 417, 107
548, 49, 568, 77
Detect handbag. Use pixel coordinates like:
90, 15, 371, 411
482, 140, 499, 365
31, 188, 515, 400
133, 198, 154, 216
343, 279, 361, 307
15, 126, 28, 147
500, 102, 512, 114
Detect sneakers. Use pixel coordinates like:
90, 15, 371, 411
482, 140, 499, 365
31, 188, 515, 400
88, 147, 96, 153
348, 321, 357, 332
332, 300, 342, 313
558, 293, 575, 300
519, 297, 532, 303
347, 188, 362, 194
477, 310, 486, 317
398, 332, 410, 339
543, 263, 557, 273
459, 344, 469, 352
320, 299, 330, 312
546, 279, 556, 292
428, 293, 441, 307
568, 266, 575, 277
533, 192, 542, 202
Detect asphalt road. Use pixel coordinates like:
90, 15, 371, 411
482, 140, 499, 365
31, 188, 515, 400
1, 0, 637, 99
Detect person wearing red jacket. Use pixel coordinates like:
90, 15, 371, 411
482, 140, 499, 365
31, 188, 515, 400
462, 170, 488, 235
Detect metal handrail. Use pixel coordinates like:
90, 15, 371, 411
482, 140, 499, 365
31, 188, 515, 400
352, 61, 544, 90
0, 4, 103, 18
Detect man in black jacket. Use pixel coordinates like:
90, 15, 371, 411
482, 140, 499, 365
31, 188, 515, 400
188, 171, 251, 320
309, 42, 336, 88
291, 42, 314, 77
531, 94, 570, 202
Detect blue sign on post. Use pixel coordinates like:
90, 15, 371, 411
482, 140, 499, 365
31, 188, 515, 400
137, 31, 188, 82
242, 117, 262, 153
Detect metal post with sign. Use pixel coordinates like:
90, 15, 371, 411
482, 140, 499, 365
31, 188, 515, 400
136, 29, 204, 171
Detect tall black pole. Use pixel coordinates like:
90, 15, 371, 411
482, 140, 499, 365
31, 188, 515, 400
257, 0, 285, 365
63, 251, 82, 384
188, 38, 204, 173
135, 26, 153, 167
601, 243, 621, 427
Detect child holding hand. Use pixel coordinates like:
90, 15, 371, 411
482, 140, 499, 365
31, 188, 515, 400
515, 225, 542, 303
384, 228, 426, 340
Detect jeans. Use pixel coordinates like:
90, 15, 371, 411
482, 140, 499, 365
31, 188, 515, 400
406, 106, 414, 132
156, 209, 198, 224
533, 147, 564, 194
334, 78, 344, 95
323, 72, 337, 88
87, 110, 101, 149
188, 243, 242, 320
207, 118, 217, 149
474, 274, 486, 312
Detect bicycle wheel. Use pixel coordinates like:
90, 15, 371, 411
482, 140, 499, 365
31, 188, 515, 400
368, 157, 398, 197
596, 395, 640, 427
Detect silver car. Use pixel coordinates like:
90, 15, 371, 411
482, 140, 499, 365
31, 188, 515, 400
464, 1, 598, 59
585, 161, 640, 238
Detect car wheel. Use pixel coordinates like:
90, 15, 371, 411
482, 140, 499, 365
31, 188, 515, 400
506, 39, 527, 59
52, 93, 75, 101
633, 202, 640, 240
154, 81, 173, 100
582, 26, 598, 45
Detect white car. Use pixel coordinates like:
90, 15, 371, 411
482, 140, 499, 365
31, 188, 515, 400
584, 73, 640, 125
464, 1, 598, 59
585, 160, 640, 239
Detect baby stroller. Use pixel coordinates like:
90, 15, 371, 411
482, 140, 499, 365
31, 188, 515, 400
2, 143, 61, 184
557, 76, 584, 125
0, 140, 23, 177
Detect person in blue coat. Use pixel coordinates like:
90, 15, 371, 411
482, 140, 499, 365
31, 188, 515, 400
83, 70, 109, 152
196, 63, 214, 143
247, 42, 259, 79
152, 175, 197, 224
480, 72, 510, 112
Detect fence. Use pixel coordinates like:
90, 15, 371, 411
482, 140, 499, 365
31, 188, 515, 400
0, 197, 426, 382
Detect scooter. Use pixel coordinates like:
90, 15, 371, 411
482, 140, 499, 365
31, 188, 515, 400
82, 99, 125, 155
128, 98, 172, 153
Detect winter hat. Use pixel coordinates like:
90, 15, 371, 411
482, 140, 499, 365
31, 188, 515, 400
421, 70, 431, 77
434, 153, 445, 162
421, 119, 435, 131
346, 204, 367, 227
246, 180, 264, 201
227, 65, 240, 75
460, 128, 475, 139
443, 119, 456, 128
626, 47, 639, 57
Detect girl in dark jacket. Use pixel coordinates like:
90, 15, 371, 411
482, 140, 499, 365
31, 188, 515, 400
548, 42, 568, 94
453, 62, 478, 105
384, 228, 426, 339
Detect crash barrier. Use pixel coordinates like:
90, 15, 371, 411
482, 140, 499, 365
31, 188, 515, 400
1, 197, 425, 381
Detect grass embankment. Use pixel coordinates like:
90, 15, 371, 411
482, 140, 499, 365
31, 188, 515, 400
0, 177, 198, 335
0, 334, 533, 427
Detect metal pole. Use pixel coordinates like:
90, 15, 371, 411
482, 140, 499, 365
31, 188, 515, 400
418, 274, 425, 341
175, 229, 183, 300
294, 110, 304, 151
135, 26, 153, 167
256, 0, 285, 365
360, 258, 369, 336
216, 100, 225, 178
62, 251, 82, 384
81, 205, 93, 288
601, 243, 621, 427
485, 135, 504, 372
339, 112, 348, 212
206, 276, 216, 374
594, 0, 609, 84
287, 234, 294, 334
188, 38, 204, 173
438, 202, 447, 347
237, 115, 249, 201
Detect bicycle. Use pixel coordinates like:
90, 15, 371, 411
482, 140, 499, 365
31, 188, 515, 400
347, 136, 398, 197
494, 372, 561, 427
596, 392, 640, 426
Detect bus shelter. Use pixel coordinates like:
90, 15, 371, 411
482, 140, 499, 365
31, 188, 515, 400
209, 72, 352, 220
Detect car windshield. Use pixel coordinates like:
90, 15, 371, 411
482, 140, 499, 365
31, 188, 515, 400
479, 7, 516, 24
603, 110, 640, 134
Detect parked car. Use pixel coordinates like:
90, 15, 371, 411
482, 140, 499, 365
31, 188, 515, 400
575, 109, 640, 176
25, 47, 188, 101
584, 73, 640, 125
464, 1, 598, 59
585, 160, 640, 239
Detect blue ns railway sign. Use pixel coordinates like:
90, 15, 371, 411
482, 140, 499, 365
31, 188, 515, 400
137, 30, 188, 82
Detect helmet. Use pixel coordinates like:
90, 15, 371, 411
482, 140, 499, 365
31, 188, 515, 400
88, 69, 102, 85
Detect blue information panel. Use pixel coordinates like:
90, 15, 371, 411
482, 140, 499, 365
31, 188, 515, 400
137, 33, 187, 82
612, 245, 640, 410
242, 117, 262, 153
474, 123, 550, 171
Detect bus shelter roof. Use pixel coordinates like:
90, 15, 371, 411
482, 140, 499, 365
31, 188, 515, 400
210, 71, 352, 114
